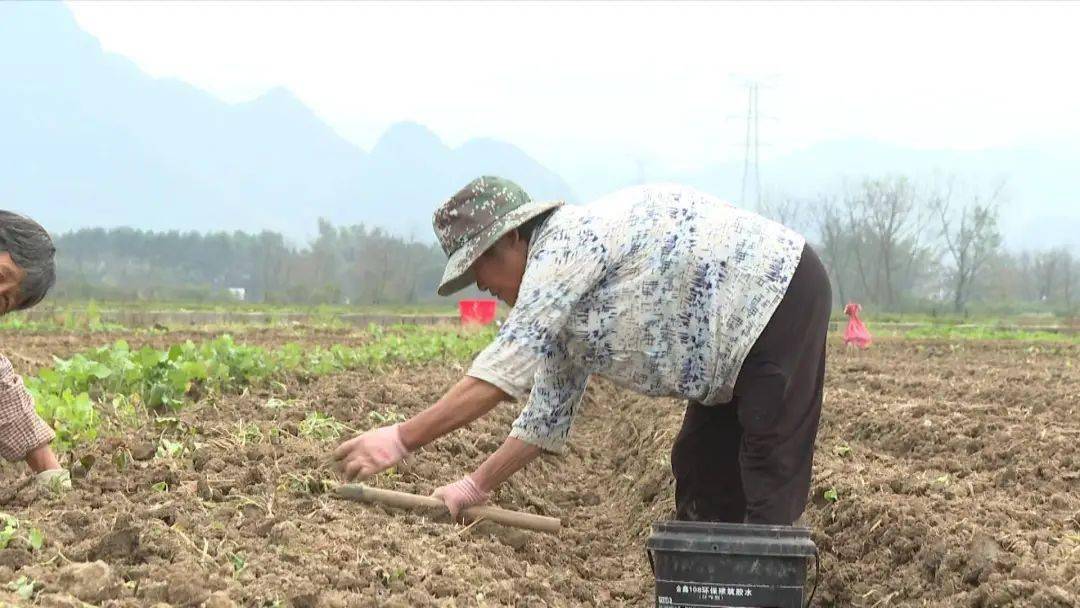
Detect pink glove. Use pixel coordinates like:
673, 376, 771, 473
333, 424, 409, 481
432, 475, 490, 521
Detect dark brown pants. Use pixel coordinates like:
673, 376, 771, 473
671, 244, 832, 525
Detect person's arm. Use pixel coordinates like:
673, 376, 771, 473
471, 437, 542, 491
334, 376, 509, 481
398, 376, 508, 450
0, 355, 69, 489
432, 436, 542, 519
433, 347, 590, 517
0, 355, 56, 465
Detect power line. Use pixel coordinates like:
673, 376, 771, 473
740, 83, 763, 208
730, 75, 777, 209
754, 83, 762, 208
741, 83, 753, 205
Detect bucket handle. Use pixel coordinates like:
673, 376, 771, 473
804, 547, 820, 608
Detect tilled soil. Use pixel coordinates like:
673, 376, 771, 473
808, 341, 1079, 607
0, 333, 1077, 607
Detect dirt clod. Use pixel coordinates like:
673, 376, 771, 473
131, 442, 157, 461
196, 475, 214, 500
38, 594, 85, 608
483, 523, 530, 551
91, 515, 142, 562
58, 560, 123, 603
0, 548, 31, 570
966, 533, 1002, 584
203, 591, 237, 608
268, 520, 299, 545
166, 571, 212, 607
191, 448, 212, 472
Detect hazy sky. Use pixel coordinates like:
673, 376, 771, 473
68, 1, 1080, 183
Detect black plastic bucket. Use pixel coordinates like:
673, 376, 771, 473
646, 521, 818, 608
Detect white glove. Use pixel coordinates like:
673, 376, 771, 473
34, 469, 72, 492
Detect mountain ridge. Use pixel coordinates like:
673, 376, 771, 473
0, 3, 576, 243
2, 2, 1075, 251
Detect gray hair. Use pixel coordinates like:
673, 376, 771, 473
0, 211, 56, 310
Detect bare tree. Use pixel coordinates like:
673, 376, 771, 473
1034, 247, 1077, 312
756, 191, 805, 232
844, 177, 929, 310
1062, 250, 1076, 316
311, 218, 344, 296
1033, 250, 1060, 302
811, 194, 851, 305
932, 178, 1005, 313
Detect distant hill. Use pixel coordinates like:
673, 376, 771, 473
0, 3, 576, 242
2, 3, 1074, 252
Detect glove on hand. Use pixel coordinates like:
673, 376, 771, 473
334, 424, 409, 481
431, 475, 490, 521
35, 468, 72, 492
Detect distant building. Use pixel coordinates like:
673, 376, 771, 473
227, 287, 246, 301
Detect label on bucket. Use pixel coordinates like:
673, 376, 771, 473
655, 579, 795, 607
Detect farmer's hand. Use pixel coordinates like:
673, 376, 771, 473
432, 475, 490, 521
333, 424, 409, 481
34, 468, 72, 492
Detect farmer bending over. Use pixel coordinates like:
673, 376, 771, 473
335, 177, 831, 525
0, 211, 70, 491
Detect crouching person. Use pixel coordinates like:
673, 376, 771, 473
0, 211, 70, 491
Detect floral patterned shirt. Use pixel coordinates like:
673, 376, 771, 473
467, 184, 805, 452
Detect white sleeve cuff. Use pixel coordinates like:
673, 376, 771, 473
466, 365, 527, 402
509, 425, 567, 455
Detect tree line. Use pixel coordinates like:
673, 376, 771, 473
45, 176, 1077, 316
758, 175, 1077, 316
52, 219, 454, 305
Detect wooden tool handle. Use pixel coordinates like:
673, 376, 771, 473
336, 483, 562, 534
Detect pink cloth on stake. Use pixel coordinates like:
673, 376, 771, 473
842, 302, 872, 349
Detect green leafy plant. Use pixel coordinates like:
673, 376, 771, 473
377, 567, 408, 585
368, 408, 406, 425
263, 397, 291, 410
229, 552, 248, 576
27, 327, 495, 452
823, 488, 839, 503
281, 473, 333, 495
234, 422, 264, 446
112, 448, 132, 472
0, 302, 126, 333
156, 438, 187, 459
0, 514, 20, 549
29, 390, 97, 451
298, 412, 345, 441
0, 514, 45, 553
905, 324, 1080, 343
27, 528, 44, 551
6, 576, 37, 601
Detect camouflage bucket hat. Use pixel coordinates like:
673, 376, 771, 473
433, 176, 564, 296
